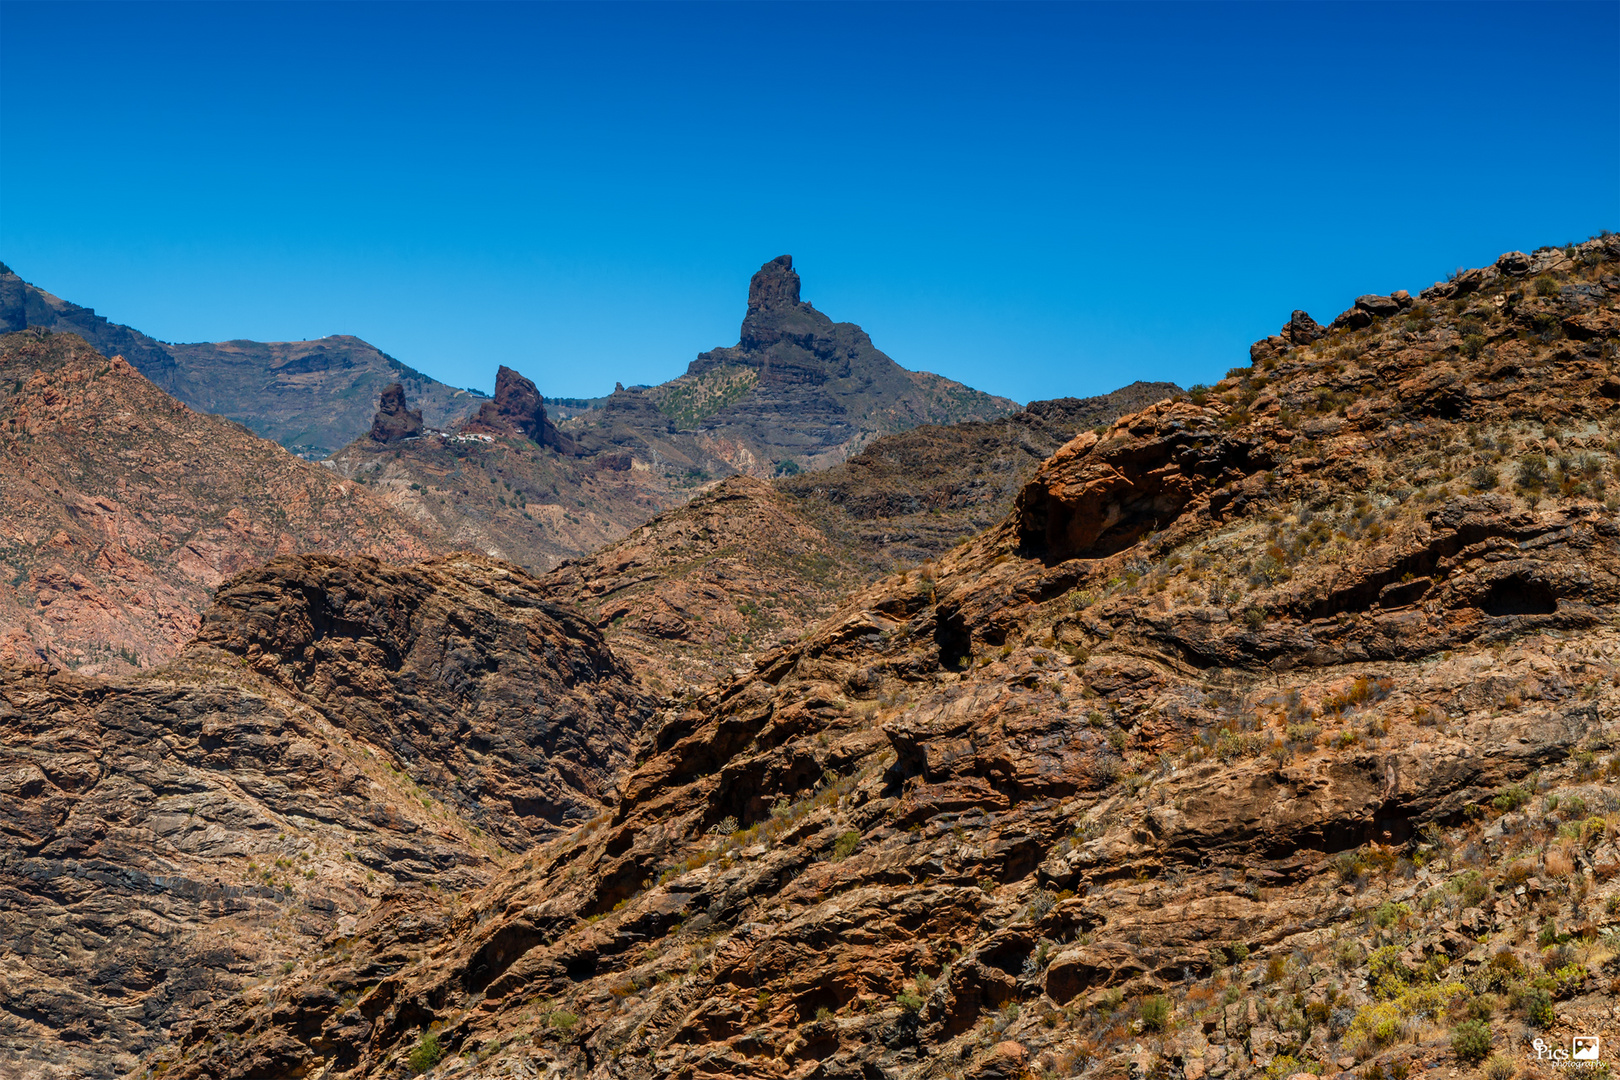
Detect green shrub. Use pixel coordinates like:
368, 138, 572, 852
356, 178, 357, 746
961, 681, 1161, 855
1483, 1056, 1517, 1080
1550, 963, 1586, 998
1373, 901, 1411, 929
831, 831, 861, 860
1451, 1020, 1492, 1063
1140, 994, 1171, 1032
896, 989, 924, 1013
548, 1009, 579, 1031
1533, 276, 1560, 297
1512, 985, 1554, 1028
407, 1031, 443, 1073
1492, 784, 1531, 812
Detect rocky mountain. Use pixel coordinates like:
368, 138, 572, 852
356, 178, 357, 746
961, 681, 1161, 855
148, 234, 1620, 1080
0, 330, 448, 674
334, 366, 1163, 596
561, 255, 1020, 477
780, 382, 1182, 569
0, 552, 652, 1080
0, 264, 487, 457
329, 367, 694, 574
538, 475, 867, 695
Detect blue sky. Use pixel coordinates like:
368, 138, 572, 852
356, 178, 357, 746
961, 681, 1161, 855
2, 2, 1615, 404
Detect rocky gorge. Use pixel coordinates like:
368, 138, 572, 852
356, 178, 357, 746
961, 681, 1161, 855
118, 233, 1620, 1080
0, 236, 1617, 1080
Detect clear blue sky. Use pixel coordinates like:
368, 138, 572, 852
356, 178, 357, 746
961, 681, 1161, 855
2, 2, 1615, 403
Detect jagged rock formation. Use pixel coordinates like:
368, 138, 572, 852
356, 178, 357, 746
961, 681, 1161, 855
368, 382, 424, 443
0, 264, 485, 457
781, 383, 1182, 567
152, 234, 1620, 1080
0, 331, 446, 673
464, 365, 578, 455
0, 553, 652, 1080
563, 255, 1020, 476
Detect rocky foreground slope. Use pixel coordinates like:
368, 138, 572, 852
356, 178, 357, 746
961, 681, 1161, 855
0, 554, 652, 1080
0, 264, 486, 458
153, 235, 1620, 1080
0, 331, 446, 673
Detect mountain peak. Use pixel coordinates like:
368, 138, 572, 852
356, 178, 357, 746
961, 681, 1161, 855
747, 254, 801, 316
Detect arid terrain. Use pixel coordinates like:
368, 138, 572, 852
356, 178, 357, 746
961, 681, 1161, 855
0, 264, 489, 458
2, 236, 1618, 1080
0, 331, 447, 673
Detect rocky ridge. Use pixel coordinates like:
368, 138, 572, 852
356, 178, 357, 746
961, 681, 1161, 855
561, 256, 1021, 477
0, 264, 486, 457
0, 331, 448, 673
155, 234, 1620, 1080
0, 553, 653, 1080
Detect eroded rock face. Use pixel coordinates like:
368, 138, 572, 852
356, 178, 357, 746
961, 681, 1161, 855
0, 552, 652, 1080
367, 382, 424, 442
467, 365, 577, 454
1011, 400, 1272, 561
195, 553, 654, 845
155, 237, 1620, 1080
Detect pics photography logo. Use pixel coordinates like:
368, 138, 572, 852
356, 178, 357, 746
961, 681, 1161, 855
1532, 1037, 1601, 1066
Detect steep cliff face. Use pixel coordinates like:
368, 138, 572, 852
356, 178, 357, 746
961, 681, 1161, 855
156, 236, 1620, 1080
0, 331, 447, 673
464, 366, 578, 455
0, 553, 653, 1080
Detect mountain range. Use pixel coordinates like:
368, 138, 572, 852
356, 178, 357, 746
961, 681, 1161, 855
0, 264, 489, 458
3, 235, 1618, 1080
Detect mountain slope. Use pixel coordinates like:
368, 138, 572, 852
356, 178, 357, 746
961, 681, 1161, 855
156, 235, 1620, 1080
0, 330, 448, 672
780, 381, 1182, 568
562, 255, 1020, 476
0, 552, 653, 1080
0, 264, 486, 456
329, 368, 694, 573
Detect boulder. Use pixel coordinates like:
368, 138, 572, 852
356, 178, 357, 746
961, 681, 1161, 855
1285, 310, 1326, 346
1496, 250, 1534, 276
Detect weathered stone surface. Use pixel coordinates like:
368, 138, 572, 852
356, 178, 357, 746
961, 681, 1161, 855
465, 365, 577, 455
0, 552, 651, 1079
154, 235, 1620, 1080
367, 382, 423, 443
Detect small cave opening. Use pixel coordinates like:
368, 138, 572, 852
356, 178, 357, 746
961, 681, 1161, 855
935, 604, 970, 671
1482, 577, 1558, 617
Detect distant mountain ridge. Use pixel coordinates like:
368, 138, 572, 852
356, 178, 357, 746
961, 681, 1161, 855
0, 329, 447, 672
563, 255, 1022, 475
0, 263, 487, 457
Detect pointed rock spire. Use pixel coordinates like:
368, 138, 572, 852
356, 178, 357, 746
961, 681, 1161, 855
466, 366, 579, 454
368, 382, 423, 442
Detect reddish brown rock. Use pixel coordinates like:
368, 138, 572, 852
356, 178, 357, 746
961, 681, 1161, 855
367, 381, 423, 443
